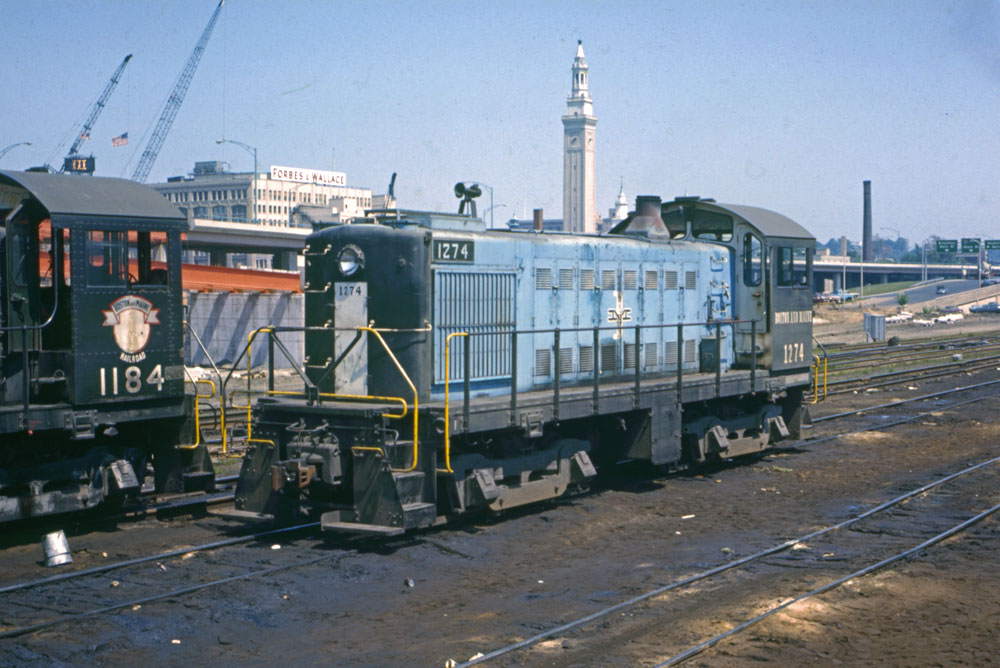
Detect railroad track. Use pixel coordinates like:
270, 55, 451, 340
452, 414, 1000, 666
0, 522, 330, 640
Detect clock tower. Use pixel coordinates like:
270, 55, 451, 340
562, 40, 598, 234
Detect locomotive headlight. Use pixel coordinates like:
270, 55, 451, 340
337, 244, 364, 277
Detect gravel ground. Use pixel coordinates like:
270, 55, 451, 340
3, 363, 1000, 667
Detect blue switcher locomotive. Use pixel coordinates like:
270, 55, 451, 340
0, 170, 213, 522
236, 193, 815, 535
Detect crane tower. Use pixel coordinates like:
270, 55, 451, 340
131, 0, 225, 183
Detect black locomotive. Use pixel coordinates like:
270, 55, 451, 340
235, 194, 814, 535
0, 170, 213, 522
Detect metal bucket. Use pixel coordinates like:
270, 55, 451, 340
42, 530, 73, 567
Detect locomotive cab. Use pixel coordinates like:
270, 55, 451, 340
0, 170, 212, 522
660, 197, 814, 372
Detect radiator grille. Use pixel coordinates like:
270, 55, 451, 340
685, 271, 697, 290
684, 338, 697, 363
579, 345, 594, 373
624, 270, 638, 290
664, 271, 678, 289
580, 269, 595, 290
601, 270, 616, 290
434, 271, 516, 383
645, 270, 658, 290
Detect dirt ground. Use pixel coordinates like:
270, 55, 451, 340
3, 359, 1000, 666
814, 301, 1000, 346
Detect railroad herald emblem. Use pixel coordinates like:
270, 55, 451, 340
607, 291, 632, 340
103, 295, 160, 363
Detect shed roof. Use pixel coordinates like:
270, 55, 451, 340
0, 170, 185, 225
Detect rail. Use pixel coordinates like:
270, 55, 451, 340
441, 332, 470, 474
226, 317, 784, 473
178, 377, 215, 450
810, 336, 829, 404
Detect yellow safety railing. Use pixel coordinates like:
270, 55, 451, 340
810, 354, 828, 404
225, 325, 420, 471
179, 378, 216, 450
440, 332, 469, 474
359, 326, 420, 472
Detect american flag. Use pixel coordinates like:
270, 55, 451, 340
111, 132, 128, 147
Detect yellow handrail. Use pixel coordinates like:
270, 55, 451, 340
810, 354, 828, 404
441, 332, 469, 474
359, 326, 420, 472
178, 378, 216, 451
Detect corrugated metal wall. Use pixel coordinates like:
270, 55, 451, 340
184, 291, 304, 368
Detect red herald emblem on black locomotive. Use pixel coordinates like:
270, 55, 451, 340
103, 295, 160, 362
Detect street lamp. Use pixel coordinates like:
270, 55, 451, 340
483, 203, 507, 228
216, 139, 257, 224
0, 141, 31, 161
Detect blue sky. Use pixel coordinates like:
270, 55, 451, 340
2, 0, 998, 245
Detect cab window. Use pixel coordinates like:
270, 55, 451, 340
777, 246, 811, 288
743, 233, 762, 286
87, 230, 128, 287
86, 230, 170, 288
691, 210, 733, 242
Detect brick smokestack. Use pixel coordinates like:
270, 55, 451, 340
533, 208, 544, 231
862, 180, 872, 262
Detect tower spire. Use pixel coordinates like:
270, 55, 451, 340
562, 40, 598, 234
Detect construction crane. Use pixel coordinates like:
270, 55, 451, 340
131, 0, 225, 183
56, 53, 132, 175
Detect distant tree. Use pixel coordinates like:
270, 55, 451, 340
897, 293, 909, 306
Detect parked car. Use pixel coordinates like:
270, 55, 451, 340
970, 302, 1000, 313
936, 285, 948, 294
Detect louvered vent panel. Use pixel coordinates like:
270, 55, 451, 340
664, 271, 679, 289
645, 343, 658, 368
559, 348, 574, 375
579, 346, 594, 373
685, 271, 697, 290
434, 271, 516, 383
580, 269, 595, 290
645, 270, 658, 290
601, 343, 618, 372
665, 341, 679, 366
684, 339, 697, 363
535, 349, 551, 377
559, 268, 574, 290
601, 270, 616, 290
536, 268, 551, 290
624, 270, 638, 290
624, 343, 637, 369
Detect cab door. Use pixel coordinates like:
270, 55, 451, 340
733, 227, 768, 365
4, 208, 41, 351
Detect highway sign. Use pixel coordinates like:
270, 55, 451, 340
985, 240, 1000, 251
961, 238, 980, 253
936, 240, 958, 253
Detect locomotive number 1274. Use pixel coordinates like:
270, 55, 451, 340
99, 364, 165, 396
782, 342, 806, 364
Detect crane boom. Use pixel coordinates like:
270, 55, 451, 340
62, 54, 133, 167
131, 0, 225, 183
